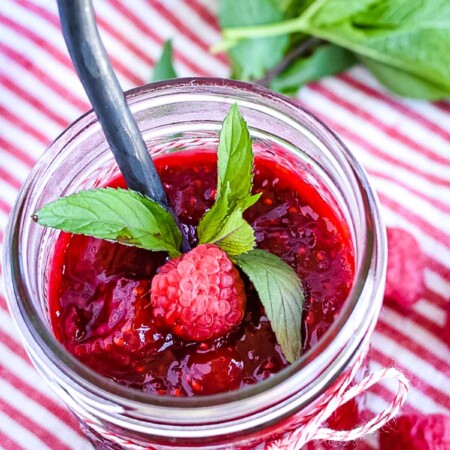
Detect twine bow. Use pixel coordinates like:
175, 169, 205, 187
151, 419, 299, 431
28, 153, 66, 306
268, 367, 409, 449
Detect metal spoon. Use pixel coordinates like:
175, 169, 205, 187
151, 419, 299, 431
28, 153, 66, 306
57, 0, 190, 252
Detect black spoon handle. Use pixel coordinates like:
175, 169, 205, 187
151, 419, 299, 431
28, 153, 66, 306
57, 0, 168, 206
57, 0, 190, 252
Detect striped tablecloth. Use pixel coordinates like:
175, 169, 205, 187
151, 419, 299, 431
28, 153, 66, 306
0, 1, 449, 449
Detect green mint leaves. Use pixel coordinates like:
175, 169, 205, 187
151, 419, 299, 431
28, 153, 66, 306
34, 188, 182, 258
197, 104, 260, 255
218, 0, 450, 100
234, 250, 304, 363
151, 3, 450, 99
151, 40, 177, 82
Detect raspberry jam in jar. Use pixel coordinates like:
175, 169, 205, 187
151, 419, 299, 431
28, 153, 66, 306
49, 151, 354, 397
4, 79, 386, 449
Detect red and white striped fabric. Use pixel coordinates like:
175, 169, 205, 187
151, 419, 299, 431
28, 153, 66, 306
0, 1, 449, 449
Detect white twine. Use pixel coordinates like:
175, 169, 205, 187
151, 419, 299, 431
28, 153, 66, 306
267, 367, 409, 450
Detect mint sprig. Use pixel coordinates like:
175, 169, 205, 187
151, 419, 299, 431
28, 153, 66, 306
217, 0, 450, 100
234, 250, 304, 363
34, 188, 182, 258
198, 104, 304, 361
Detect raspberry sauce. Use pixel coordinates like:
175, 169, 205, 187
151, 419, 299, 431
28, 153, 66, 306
48, 150, 354, 396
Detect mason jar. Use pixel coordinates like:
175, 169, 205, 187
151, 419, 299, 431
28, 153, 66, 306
3, 78, 397, 449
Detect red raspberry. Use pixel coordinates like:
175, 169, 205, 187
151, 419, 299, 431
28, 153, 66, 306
150, 244, 246, 341
385, 228, 424, 308
379, 414, 450, 450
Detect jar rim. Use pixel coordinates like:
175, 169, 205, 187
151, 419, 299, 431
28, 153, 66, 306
3, 78, 386, 432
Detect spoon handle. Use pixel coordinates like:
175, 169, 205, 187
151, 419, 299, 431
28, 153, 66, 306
58, 0, 191, 252
57, 0, 168, 207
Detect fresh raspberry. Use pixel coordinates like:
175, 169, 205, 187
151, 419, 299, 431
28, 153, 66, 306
385, 228, 424, 308
379, 414, 450, 450
150, 244, 246, 341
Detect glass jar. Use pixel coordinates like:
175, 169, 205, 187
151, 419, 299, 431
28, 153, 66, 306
3, 79, 389, 449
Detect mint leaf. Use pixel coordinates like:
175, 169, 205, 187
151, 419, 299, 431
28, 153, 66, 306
361, 56, 450, 100
278, 0, 297, 14
301, 0, 375, 24
197, 104, 260, 256
219, 0, 290, 80
236, 193, 261, 211
208, 208, 255, 256
35, 188, 182, 257
271, 44, 356, 95
277, 0, 316, 21
198, 184, 257, 255
216, 103, 254, 204
198, 184, 233, 244
234, 249, 304, 363
151, 40, 177, 82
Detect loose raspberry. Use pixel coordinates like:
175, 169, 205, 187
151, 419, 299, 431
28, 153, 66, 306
385, 228, 424, 308
150, 244, 246, 341
379, 414, 450, 450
